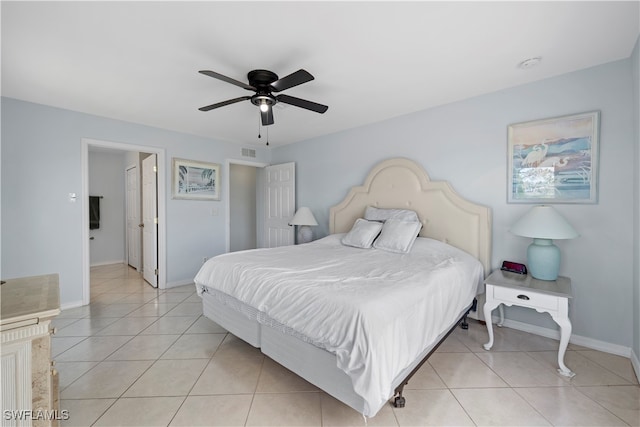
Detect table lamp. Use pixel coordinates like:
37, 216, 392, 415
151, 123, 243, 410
510, 205, 578, 281
290, 207, 318, 244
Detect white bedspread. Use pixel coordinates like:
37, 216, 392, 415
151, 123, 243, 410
194, 234, 483, 416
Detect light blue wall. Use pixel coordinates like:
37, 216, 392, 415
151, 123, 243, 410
273, 59, 636, 349
1, 97, 270, 306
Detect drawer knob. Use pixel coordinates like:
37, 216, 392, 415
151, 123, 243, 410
517, 294, 530, 301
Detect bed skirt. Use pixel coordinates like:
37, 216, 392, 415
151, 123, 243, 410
200, 287, 471, 416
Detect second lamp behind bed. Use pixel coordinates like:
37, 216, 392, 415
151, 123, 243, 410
289, 207, 318, 244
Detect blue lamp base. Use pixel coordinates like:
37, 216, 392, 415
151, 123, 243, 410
527, 238, 560, 281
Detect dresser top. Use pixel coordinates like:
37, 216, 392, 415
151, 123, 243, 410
1, 274, 61, 327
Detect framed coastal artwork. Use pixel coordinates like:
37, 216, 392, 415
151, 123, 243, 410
172, 158, 220, 200
507, 111, 600, 204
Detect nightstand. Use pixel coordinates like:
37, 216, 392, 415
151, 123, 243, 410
482, 269, 575, 378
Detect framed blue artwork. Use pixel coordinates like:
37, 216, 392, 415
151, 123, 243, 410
507, 111, 600, 204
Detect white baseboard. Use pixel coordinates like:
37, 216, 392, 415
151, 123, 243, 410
631, 348, 640, 383
165, 279, 194, 289
493, 315, 632, 358
60, 300, 84, 311
90, 260, 126, 267
496, 316, 640, 382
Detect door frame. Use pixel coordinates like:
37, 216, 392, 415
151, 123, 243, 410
125, 164, 140, 271
81, 138, 167, 305
225, 159, 268, 253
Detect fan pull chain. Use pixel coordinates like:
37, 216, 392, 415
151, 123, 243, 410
257, 114, 269, 146
257, 115, 262, 139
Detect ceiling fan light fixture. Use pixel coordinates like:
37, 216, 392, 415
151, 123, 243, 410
251, 94, 275, 109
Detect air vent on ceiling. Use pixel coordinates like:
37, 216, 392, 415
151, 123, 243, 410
242, 148, 256, 158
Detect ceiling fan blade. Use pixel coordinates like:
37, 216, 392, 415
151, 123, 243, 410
261, 107, 274, 126
270, 69, 314, 92
276, 94, 328, 114
199, 70, 255, 91
198, 96, 251, 111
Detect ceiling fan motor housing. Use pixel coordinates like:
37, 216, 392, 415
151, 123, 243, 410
247, 69, 279, 87
249, 70, 278, 108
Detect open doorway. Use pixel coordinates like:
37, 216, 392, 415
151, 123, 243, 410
81, 138, 166, 305
225, 159, 296, 252
225, 159, 268, 252
229, 163, 258, 251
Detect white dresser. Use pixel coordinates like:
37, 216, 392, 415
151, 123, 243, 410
1, 274, 61, 427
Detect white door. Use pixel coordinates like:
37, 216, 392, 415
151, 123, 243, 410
126, 166, 140, 270
142, 154, 158, 287
264, 162, 295, 247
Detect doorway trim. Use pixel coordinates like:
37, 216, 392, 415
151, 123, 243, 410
225, 159, 268, 253
81, 138, 167, 305
125, 163, 141, 272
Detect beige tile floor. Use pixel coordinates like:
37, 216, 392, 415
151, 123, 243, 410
55, 264, 640, 426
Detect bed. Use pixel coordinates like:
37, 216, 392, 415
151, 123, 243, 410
194, 157, 492, 417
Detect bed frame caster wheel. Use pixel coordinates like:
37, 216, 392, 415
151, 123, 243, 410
460, 314, 469, 329
394, 396, 406, 408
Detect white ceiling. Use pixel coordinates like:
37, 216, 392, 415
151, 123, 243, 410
2, 1, 639, 147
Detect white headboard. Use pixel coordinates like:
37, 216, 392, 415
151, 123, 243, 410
329, 158, 492, 275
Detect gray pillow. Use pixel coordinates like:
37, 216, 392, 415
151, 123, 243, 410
364, 206, 420, 223
341, 218, 383, 249
373, 219, 423, 253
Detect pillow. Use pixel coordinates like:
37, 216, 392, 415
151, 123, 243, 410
373, 219, 423, 254
364, 206, 420, 223
341, 218, 383, 249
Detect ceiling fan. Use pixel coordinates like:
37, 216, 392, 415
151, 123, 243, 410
198, 69, 328, 126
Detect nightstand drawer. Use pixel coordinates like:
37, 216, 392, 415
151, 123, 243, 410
492, 286, 558, 311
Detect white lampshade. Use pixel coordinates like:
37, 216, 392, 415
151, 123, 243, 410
510, 205, 578, 281
510, 205, 578, 240
290, 207, 318, 226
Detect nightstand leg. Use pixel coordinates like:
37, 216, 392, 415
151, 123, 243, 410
552, 315, 575, 378
497, 304, 504, 327
482, 300, 501, 350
